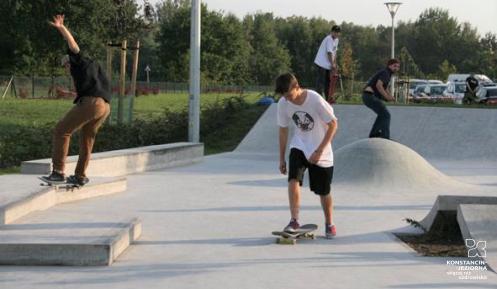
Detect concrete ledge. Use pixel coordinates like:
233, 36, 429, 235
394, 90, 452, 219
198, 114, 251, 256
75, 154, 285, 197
0, 218, 141, 266
0, 177, 127, 225
420, 195, 497, 231
457, 204, 497, 272
21, 142, 204, 176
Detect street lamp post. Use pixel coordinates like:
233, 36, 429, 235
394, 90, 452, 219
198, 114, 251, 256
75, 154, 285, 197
189, 0, 201, 143
385, 2, 401, 99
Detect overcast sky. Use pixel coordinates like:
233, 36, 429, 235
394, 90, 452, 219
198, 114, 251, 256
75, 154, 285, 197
150, 0, 497, 36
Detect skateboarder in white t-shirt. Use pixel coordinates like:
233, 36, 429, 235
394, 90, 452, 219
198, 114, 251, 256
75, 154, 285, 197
275, 73, 339, 239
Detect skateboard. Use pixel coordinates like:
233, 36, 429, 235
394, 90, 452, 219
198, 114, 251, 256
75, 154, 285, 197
327, 71, 344, 104
38, 176, 81, 190
272, 224, 318, 245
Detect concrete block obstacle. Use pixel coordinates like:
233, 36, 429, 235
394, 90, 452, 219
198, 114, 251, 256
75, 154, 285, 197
0, 177, 127, 225
21, 142, 204, 176
0, 218, 141, 266
457, 204, 497, 271
420, 195, 497, 231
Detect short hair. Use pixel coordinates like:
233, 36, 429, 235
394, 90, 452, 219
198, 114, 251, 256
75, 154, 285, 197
331, 25, 341, 33
275, 73, 298, 95
387, 58, 400, 66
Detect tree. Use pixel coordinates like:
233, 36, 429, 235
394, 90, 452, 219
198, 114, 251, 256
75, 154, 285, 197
438, 59, 457, 80
244, 13, 291, 85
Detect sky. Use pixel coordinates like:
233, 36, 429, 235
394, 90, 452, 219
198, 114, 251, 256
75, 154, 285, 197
149, 0, 497, 36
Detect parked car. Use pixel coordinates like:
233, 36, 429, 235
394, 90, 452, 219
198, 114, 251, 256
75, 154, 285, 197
428, 79, 444, 85
411, 84, 450, 103
408, 79, 428, 96
443, 82, 466, 104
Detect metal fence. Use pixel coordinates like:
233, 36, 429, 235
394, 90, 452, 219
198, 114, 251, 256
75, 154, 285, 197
0, 75, 274, 99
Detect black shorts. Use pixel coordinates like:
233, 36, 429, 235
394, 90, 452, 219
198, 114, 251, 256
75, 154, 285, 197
288, 148, 334, 196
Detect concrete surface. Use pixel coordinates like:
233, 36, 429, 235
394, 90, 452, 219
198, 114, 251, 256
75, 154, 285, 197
1, 104, 497, 287
21, 142, 204, 176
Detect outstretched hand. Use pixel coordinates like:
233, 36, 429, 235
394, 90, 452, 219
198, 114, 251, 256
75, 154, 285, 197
48, 14, 65, 28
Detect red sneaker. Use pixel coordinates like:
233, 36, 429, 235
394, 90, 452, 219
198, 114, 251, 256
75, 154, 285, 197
325, 224, 336, 239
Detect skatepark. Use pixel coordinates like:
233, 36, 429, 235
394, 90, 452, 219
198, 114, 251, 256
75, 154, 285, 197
0, 103, 496, 288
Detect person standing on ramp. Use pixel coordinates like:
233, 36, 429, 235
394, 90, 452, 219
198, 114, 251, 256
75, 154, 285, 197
275, 73, 338, 239
41, 14, 111, 186
362, 59, 400, 139
314, 25, 341, 103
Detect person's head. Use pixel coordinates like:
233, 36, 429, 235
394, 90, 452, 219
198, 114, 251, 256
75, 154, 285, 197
386, 58, 400, 73
60, 55, 70, 73
331, 25, 341, 39
275, 73, 300, 101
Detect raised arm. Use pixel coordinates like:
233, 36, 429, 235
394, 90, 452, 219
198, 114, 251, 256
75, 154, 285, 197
49, 15, 80, 54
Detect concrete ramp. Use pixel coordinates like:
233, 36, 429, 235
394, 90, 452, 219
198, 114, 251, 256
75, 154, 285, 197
457, 204, 497, 271
236, 103, 497, 162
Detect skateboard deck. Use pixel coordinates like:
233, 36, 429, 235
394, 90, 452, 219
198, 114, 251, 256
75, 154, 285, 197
327, 71, 343, 104
272, 224, 318, 245
38, 176, 81, 190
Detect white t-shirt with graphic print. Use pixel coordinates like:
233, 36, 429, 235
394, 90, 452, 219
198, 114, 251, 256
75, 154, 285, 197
277, 89, 338, 168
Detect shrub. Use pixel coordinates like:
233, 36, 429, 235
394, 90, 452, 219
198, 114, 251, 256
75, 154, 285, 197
0, 96, 265, 168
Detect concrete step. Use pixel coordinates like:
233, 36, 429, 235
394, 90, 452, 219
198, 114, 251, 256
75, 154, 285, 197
0, 175, 127, 225
21, 142, 204, 177
0, 217, 141, 266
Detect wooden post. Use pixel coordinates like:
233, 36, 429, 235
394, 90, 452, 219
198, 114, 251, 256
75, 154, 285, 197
106, 42, 113, 85
130, 40, 140, 97
129, 41, 140, 123
118, 40, 127, 124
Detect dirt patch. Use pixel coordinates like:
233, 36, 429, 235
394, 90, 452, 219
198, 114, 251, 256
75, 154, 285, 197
394, 211, 468, 257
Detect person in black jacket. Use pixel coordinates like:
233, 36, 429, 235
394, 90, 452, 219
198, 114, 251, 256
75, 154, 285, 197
361, 59, 400, 139
41, 15, 111, 186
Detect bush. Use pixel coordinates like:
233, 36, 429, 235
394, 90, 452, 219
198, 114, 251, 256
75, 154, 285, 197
0, 96, 266, 168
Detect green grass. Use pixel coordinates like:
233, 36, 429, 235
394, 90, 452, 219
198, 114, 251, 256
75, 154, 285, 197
0, 166, 20, 175
0, 92, 262, 125
133, 92, 261, 120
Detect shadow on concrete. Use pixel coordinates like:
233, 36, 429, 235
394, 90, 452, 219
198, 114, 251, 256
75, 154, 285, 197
139, 204, 431, 214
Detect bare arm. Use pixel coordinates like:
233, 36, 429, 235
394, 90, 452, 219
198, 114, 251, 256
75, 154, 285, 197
279, 127, 289, 174
309, 119, 338, 164
49, 15, 80, 54
327, 52, 337, 72
376, 80, 394, 101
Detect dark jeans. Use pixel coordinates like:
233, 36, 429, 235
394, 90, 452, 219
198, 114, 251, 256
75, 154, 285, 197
315, 65, 331, 98
362, 92, 390, 139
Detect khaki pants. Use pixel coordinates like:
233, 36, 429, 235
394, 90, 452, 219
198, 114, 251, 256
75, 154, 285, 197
52, 96, 110, 177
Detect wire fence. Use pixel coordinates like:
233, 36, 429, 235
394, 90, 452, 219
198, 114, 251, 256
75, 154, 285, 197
0, 75, 275, 100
